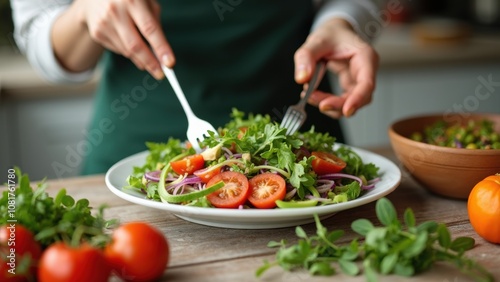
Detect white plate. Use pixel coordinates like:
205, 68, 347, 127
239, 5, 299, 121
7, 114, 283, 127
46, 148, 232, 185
105, 146, 401, 229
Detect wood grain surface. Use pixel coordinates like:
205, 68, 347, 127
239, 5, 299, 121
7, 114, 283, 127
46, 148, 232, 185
3, 148, 499, 282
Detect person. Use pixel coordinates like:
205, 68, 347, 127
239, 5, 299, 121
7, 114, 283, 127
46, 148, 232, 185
11, 0, 382, 176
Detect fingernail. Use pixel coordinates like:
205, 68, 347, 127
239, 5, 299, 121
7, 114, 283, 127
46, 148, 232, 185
345, 108, 355, 117
320, 104, 334, 112
153, 68, 164, 80
322, 109, 342, 119
162, 54, 173, 67
295, 64, 308, 81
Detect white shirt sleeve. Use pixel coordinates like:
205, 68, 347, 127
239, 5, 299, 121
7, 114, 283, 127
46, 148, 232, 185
11, 0, 95, 84
313, 0, 384, 43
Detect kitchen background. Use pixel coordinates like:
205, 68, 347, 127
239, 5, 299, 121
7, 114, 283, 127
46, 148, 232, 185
1, 0, 499, 182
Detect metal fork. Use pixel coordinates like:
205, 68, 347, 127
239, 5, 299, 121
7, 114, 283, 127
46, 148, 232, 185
280, 61, 326, 135
162, 65, 217, 153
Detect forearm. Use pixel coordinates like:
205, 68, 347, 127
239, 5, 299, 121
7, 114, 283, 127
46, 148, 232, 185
52, 0, 104, 72
11, 0, 96, 84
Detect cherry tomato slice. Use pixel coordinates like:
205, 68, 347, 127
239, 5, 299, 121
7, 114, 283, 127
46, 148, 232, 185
206, 171, 249, 208
248, 173, 286, 209
311, 151, 347, 175
170, 154, 205, 175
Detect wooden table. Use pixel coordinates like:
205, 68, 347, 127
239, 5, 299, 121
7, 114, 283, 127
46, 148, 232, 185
5, 148, 500, 281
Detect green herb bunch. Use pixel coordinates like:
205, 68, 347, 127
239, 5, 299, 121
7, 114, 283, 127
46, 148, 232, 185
0, 168, 117, 248
256, 197, 493, 282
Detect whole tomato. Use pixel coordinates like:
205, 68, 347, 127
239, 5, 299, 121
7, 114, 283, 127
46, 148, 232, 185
0, 224, 42, 282
467, 173, 500, 244
38, 242, 111, 282
105, 222, 169, 281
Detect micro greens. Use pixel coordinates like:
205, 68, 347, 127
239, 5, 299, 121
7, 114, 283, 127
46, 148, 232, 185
0, 168, 117, 248
298, 126, 337, 152
256, 197, 493, 282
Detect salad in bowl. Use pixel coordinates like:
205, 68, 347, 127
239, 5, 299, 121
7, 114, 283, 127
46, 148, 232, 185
125, 109, 380, 209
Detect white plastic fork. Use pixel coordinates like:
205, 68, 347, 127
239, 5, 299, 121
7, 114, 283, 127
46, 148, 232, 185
280, 61, 326, 135
162, 65, 217, 153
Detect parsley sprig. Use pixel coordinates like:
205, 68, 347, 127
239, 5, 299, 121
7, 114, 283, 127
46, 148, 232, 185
256, 197, 493, 282
0, 168, 117, 248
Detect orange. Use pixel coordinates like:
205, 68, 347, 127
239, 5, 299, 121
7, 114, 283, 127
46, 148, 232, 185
467, 174, 500, 244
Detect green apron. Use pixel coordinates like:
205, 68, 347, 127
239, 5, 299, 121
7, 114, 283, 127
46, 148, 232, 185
81, 0, 344, 175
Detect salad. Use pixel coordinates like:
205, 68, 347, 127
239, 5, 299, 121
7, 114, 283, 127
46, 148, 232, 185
410, 119, 500, 150
126, 109, 380, 209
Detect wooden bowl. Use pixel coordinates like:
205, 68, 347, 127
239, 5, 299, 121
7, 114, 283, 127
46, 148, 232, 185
388, 113, 500, 199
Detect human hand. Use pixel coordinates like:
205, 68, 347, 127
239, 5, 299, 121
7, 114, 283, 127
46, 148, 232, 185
77, 0, 174, 79
294, 18, 379, 118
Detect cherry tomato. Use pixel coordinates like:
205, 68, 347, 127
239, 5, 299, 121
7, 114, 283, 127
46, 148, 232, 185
0, 224, 42, 282
170, 154, 205, 175
310, 151, 347, 175
248, 173, 286, 209
193, 166, 222, 183
206, 171, 249, 208
38, 242, 111, 282
104, 222, 169, 281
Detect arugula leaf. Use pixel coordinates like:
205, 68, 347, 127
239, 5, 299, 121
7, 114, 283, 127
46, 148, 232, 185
332, 181, 361, 202
126, 175, 145, 190
297, 126, 337, 152
223, 108, 273, 130
336, 146, 379, 180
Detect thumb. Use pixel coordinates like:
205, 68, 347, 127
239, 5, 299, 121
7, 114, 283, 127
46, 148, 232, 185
294, 37, 331, 84
294, 47, 314, 84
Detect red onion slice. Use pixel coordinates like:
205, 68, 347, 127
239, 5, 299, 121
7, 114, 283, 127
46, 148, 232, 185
144, 170, 162, 182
